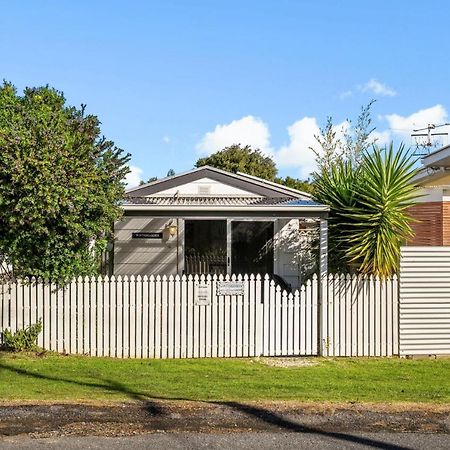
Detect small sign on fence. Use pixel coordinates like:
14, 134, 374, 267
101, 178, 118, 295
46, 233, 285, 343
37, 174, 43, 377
194, 282, 210, 305
216, 281, 245, 296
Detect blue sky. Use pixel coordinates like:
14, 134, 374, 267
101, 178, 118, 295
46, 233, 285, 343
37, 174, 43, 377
1, 1, 449, 186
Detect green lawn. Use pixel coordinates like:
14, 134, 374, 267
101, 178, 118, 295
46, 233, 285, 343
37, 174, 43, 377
0, 352, 449, 404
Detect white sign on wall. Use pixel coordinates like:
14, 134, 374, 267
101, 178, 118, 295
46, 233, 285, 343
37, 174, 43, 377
194, 282, 210, 305
216, 281, 245, 296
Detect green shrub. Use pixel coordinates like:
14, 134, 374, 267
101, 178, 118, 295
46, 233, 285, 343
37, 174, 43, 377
2, 320, 42, 352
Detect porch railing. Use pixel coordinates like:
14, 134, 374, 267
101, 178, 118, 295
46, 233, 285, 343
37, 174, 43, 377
184, 254, 227, 275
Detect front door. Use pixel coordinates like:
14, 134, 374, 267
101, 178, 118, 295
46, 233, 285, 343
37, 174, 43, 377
231, 221, 274, 275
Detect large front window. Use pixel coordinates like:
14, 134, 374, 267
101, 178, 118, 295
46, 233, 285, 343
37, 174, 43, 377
231, 221, 274, 275
184, 220, 227, 275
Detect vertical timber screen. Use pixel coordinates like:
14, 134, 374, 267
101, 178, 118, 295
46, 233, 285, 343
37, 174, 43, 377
321, 274, 399, 357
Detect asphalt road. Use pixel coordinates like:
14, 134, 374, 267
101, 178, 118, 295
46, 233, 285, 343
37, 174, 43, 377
1, 432, 450, 450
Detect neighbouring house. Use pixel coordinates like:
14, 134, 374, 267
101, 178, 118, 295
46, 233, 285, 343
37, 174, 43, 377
112, 166, 329, 289
409, 144, 450, 245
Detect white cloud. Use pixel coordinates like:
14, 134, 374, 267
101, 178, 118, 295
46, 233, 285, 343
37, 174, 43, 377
162, 136, 171, 143
275, 117, 320, 179
371, 130, 392, 146
339, 90, 353, 100
359, 79, 397, 97
125, 165, 143, 188
382, 104, 448, 138
196, 115, 272, 155
196, 106, 450, 179
275, 119, 350, 178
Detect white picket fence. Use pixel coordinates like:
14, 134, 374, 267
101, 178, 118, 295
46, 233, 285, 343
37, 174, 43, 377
321, 274, 399, 357
0, 274, 318, 358
0, 273, 399, 358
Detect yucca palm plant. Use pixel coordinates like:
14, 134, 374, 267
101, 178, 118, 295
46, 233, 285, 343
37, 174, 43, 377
314, 143, 420, 278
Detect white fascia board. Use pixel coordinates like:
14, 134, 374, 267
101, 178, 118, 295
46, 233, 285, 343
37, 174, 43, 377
412, 167, 450, 185
421, 145, 450, 168
123, 204, 329, 213
235, 171, 312, 198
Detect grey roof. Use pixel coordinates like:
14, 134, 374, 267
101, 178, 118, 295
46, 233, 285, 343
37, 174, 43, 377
124, 196, 319, 207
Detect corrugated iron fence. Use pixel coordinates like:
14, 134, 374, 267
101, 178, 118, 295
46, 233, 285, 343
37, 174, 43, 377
400, 247, 450, 356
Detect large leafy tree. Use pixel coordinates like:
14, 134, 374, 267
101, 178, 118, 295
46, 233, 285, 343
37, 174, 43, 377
314, 144, 419, 277
0, 82, 130, 280
195, 143, 312, 192
195, 144, 277, 180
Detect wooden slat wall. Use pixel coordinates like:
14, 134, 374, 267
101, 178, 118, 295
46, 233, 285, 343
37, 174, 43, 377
321, 274, 399, 357
400, 246, 450, 356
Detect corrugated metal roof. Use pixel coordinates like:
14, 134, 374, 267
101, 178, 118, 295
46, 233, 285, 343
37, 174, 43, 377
124, 195, 320, 207
283, 199, 323, 206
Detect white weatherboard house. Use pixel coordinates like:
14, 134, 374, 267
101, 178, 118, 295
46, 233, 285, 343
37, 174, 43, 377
113, 166, 329, 289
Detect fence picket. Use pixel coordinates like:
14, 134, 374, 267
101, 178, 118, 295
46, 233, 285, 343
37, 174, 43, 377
186, 275, 193, 358
281, 290, 288, 355
148, 275, 155, 358
311, 274, 320, 355
180, 275, 187, 358
174, 275, 181, 358
96, 277, 104, 357
211, 275, 218, 358
62, 285, 70, 354
110, 276, 117, 358
116, 276, 123, 358
217, 275, 224, 358
103, 276, 110, 357
133, 275, 141, 358
89, 277, 97, 357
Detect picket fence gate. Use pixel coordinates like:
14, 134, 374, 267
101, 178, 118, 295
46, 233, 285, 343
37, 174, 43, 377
0, 273, 399, 358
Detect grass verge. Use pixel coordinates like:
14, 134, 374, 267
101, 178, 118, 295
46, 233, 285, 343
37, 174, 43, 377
0, 352, 448, 404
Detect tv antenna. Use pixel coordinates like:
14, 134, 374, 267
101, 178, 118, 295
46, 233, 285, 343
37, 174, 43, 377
411, 123, 450, 156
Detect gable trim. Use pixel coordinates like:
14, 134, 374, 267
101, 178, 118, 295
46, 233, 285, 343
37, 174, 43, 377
126, 166, 310, 199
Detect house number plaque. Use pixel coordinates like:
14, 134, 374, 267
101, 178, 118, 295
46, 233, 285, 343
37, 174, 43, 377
216, 281, 245, 296
132, 232, 163, 239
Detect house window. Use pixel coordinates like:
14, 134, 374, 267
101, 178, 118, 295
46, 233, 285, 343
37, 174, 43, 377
184, 220, 227, 274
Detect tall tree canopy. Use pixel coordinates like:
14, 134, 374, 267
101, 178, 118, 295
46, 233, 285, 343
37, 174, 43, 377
195, 144, 312, 193
195, 144, 277, 181
0, 83, 130, 280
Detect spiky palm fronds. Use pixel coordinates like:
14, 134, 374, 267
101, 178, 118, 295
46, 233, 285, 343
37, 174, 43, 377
314, 143, 420, 278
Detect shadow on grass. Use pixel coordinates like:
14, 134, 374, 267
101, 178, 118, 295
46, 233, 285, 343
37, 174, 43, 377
0, 360, 412, 450
0, 360, 163, 416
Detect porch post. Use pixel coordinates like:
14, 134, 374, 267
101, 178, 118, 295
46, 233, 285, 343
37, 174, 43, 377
319, 219, 328, 278
318, 219, 328, 356
226, 219, 232, 275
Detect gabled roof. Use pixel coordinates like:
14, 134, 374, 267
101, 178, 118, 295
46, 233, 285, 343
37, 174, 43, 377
126, 165, 311, 199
